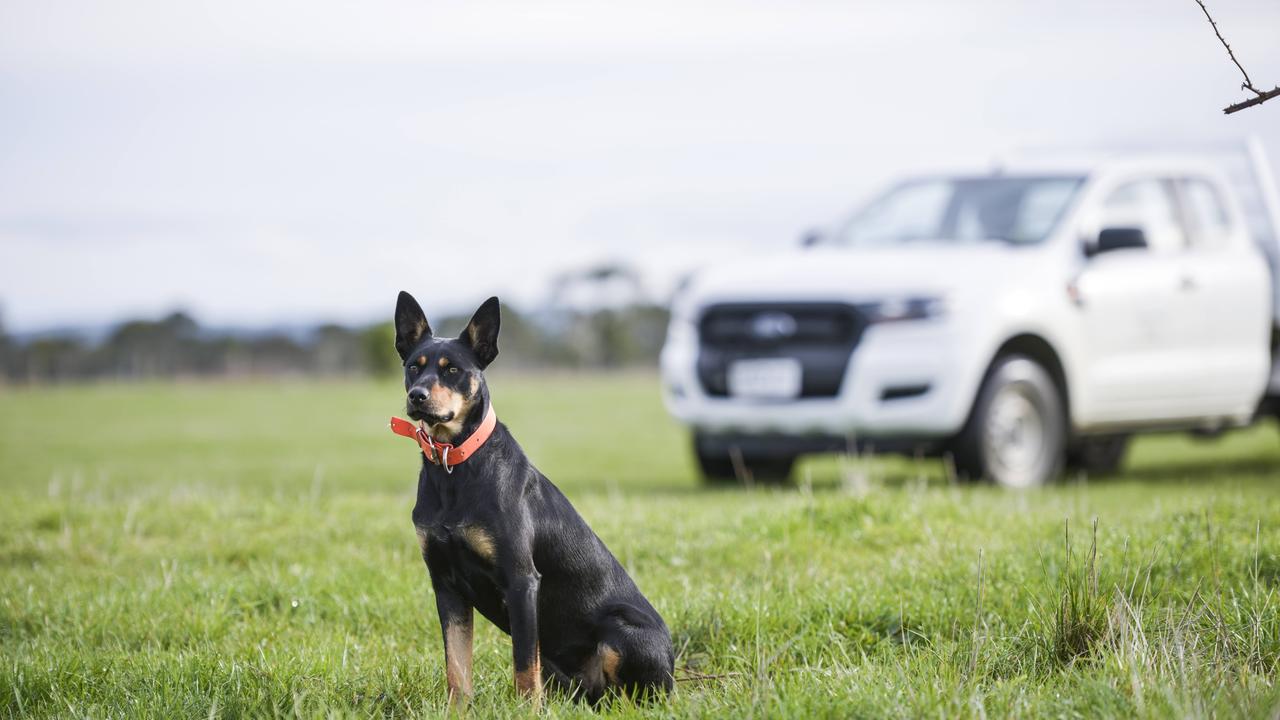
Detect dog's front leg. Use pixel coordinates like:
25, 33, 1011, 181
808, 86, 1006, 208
431, 581, 474, 707
506, 569, 542, 706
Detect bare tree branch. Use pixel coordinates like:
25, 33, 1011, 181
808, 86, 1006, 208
1193, 0, 1258, 92
1193, 0, 1279, 114
1224, 86, 1280, 114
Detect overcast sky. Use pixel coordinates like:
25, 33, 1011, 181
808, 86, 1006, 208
2, 0, 1279, 331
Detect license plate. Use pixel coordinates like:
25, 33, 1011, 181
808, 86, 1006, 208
727, 358, 803, 400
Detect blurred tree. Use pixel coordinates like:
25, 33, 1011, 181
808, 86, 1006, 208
361, 322, 400, 378
24, 337, 86, 383
313, 324, 363, 375
545, 263, 667, 367
1, 292, 670, 384
246, 335, 308, 376
98, 311, 199, 378
0, 306, 9, 385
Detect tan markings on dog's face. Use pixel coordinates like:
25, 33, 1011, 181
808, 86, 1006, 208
437, 357, 450, 369
416, 355, 427, 367
414, 526, 429, 560
599, 644, 623, 684
468, 376, 479, 398
460, 525, 496, 562
428, 383, 459, 409
424, 383, 468, 439
444, 617, 474, 704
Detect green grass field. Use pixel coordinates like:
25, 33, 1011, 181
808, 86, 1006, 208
2, 373, 1279, 718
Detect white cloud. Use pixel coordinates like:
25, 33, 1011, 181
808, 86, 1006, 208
2, 0, 1279, 330
0, 1, 986, 67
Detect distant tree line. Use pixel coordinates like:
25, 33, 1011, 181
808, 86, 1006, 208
0, 303, 671, 384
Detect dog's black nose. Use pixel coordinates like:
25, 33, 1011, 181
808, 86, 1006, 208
408, 388, 428, 406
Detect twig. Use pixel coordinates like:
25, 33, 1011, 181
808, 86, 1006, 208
1193, 0, 1278, 113
1194, 0, 1257, 93
1225, 87, 1280, 115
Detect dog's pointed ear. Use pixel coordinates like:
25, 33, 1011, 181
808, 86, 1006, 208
461, 296, 500, 369
394, 291, 432, 361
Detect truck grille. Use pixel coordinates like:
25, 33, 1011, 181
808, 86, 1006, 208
696, 302, 865, 398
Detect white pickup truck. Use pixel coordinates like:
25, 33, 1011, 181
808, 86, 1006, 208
660, 141, 1280, 487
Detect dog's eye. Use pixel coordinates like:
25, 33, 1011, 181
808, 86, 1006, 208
448, 366, 459, 374
407, 365, 419, 375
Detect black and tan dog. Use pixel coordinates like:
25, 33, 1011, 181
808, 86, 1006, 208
390, 292, 674, 707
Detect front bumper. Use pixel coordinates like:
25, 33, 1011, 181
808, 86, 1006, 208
661, 320, 983, 439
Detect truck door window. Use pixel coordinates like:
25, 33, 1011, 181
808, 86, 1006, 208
1180, 179, 1232, 249
1099, 180, 1187, 254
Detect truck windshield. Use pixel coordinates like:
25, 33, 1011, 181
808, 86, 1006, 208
835, 176, 1085, 247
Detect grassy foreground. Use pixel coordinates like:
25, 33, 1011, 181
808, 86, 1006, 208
2, 373, 1279, 719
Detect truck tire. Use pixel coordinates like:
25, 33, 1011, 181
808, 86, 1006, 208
1065, 435, 1129, 476
693, 434, 795, 485
952, 355, 1066, 488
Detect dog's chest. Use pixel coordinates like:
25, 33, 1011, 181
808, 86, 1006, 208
419, 519, 498, 566
411, 472, 516, 626
415, 516, 510, 626
414, 498, 504, 579
412, 474, 501, 562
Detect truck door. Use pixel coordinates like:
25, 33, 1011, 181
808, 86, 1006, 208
1174, 177, 1271, 418
1074, 177, 1195, 424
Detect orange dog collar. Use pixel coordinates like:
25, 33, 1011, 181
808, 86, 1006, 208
390, 405, 498, 473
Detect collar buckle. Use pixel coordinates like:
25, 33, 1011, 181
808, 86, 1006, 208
418, 430, 457, 472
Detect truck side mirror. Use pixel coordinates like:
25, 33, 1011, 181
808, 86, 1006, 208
1092, 227, 1147, 255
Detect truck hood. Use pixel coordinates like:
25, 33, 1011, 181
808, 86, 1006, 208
685, 243, 1040, 307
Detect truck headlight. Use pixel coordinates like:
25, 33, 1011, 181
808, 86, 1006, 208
856, 296, 946, 323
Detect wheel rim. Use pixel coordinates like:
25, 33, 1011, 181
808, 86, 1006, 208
983, 380, 1047, 487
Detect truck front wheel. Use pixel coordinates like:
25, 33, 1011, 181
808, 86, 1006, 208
1065, 435, 1129, 476
952, 355, 1066, 488
693, 433, 795, 485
